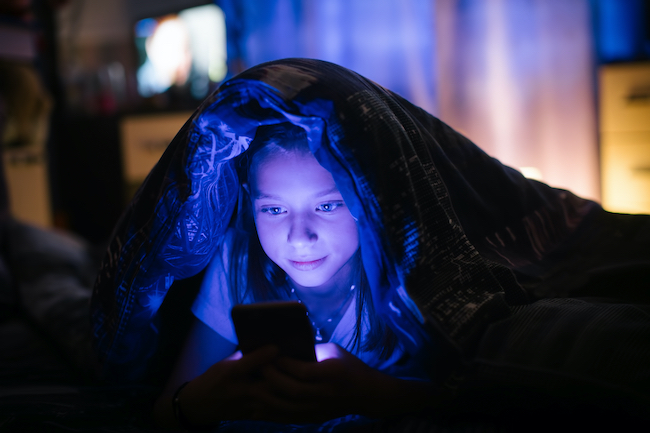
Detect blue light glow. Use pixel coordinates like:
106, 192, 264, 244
144, 290, 165, 315
221, 0, 437, 113
595, 0, 648, 62
135, 18, 157, 38
315, 342, 342, 361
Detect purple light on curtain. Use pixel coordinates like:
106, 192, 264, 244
218, 0, 438, 114
218, 0, 600, 201
435, 0, 600, 201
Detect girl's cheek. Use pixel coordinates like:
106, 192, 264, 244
255, 220, 281, 246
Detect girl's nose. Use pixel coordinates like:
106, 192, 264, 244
287, 216, 317, 246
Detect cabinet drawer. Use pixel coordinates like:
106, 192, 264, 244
601, 131, 650, 214
120, 111, 193, 200
120, 112, 192, 181
599, 62, 650, 133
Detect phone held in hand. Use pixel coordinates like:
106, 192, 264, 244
231, 301, 317, 362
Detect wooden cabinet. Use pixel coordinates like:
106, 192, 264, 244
599, 62, 650, 214
120, 111, 192, 200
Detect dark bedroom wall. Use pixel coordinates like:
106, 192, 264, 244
55, 116, 123, 244
47, 0, 650, 244
51, 0, 215, 244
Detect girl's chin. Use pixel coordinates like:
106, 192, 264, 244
285, 272, 333, 291
287, 275, 328, 289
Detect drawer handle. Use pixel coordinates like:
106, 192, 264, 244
627, 88, 650, 103
633, 167, 650, 175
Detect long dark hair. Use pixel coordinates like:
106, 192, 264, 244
227, 123, 396, 358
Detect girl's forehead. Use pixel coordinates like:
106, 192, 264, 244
252, 149, 317, 175
251, 151, 339, 196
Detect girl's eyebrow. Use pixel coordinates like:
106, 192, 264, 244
253, 187, 341, 200
253, 193, 280, 200
315, 187, 341, 198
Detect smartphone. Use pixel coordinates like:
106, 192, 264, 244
231, 301, 317, 362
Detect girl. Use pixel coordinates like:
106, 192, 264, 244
91, 58, 650, 430
152, 123, 437, 429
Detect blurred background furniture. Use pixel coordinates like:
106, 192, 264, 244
599, 61, 650, 214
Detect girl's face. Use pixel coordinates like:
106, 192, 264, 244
250, 151, 359, 295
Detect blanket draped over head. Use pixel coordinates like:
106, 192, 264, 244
91, 59, 650, 413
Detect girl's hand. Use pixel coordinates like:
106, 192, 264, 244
174, 345, 281, 427
251, 343, 438, 423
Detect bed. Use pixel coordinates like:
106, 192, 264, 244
2, 215, 650, 432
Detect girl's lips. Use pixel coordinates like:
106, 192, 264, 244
290, 257, 326, 271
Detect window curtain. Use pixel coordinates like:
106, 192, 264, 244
217, 0, 600, 201
217, 0, 438, 113
434, 0, 599, 201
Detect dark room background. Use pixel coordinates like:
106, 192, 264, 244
1, 0, 648, 246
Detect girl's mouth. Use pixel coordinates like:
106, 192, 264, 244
290, 257, 326, 271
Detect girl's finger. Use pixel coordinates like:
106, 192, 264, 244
315, 342, 345, 361
232, 345, 279, 374
273, 345, 345, 379
249, 383, 329, 423
262, 364, 327, 399
273, 356, 311, 378
275, 356, 348, 383
224, 350, 243, 361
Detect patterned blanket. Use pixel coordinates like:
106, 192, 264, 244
85, 58, 650, 425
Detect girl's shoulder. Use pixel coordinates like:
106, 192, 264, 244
191, 228, 249, 344
200, 227, 241, 291
206, 227, 252, 300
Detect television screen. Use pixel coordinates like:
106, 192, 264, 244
134, 3, 227, 103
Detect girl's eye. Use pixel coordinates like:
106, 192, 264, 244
261, 206, 286, 215
316, 202, 343, 213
